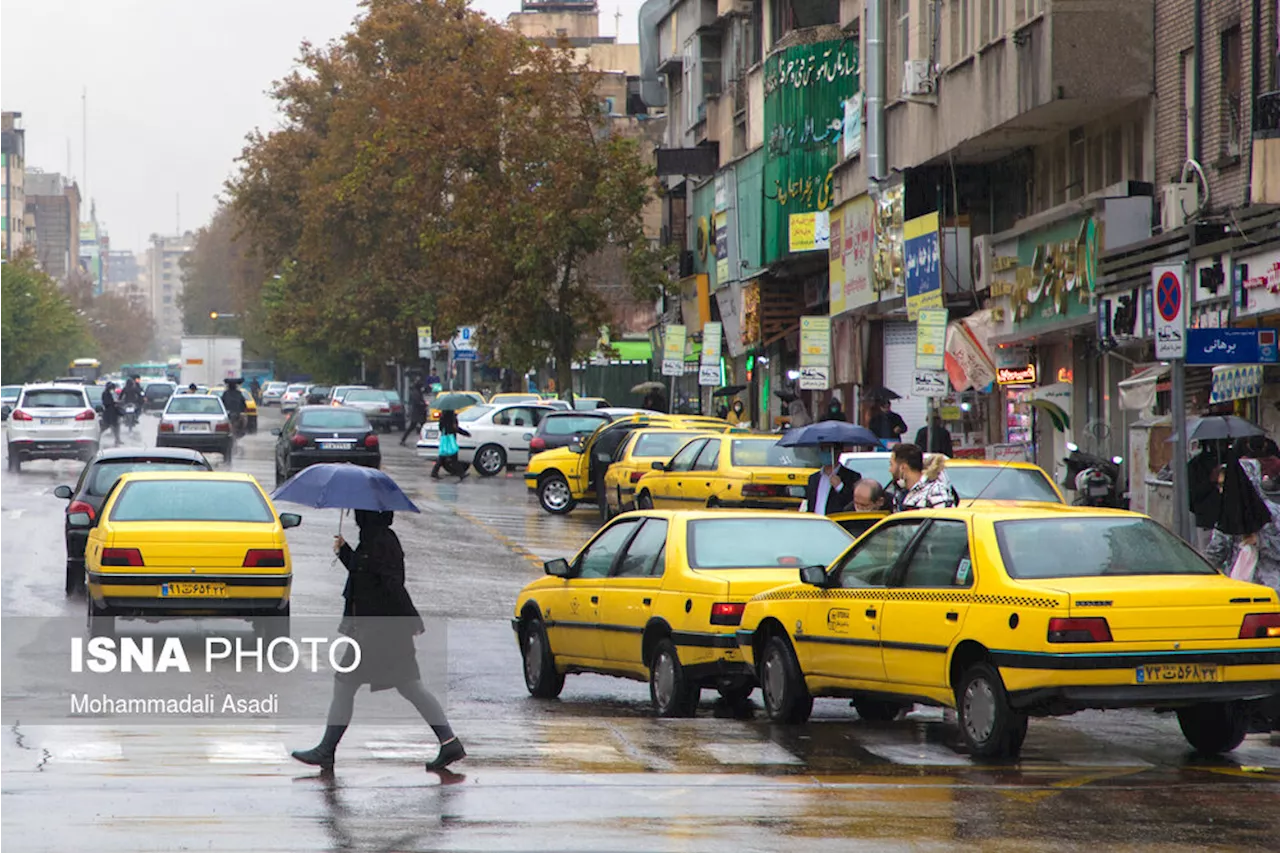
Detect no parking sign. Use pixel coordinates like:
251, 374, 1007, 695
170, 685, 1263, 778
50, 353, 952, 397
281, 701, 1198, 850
1153, 264, 1187, 359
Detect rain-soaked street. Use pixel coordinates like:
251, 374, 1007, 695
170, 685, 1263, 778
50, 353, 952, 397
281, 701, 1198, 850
2, 408, 1277, 852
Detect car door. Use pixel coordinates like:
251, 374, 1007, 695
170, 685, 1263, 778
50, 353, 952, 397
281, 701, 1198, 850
797, 519, 928, 690
546, 518, 642, 665
878, 519, 974, 692
585, 423, 639, 498
500, 406, 538, 465
648, 438, 706, 508
597, 518, 669, 667
685, 438, 723, 506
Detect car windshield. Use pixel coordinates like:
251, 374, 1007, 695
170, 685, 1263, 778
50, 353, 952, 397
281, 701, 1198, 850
948, 466, 1062, 502
994, 517, 1218, 579
633, 432, 701, 457
687, 518, 854, 569
90, 460, 210, 496
239, 388, 254, 401
266, 383, 286, 392
543, 415, 608, 436
111, 480, 274, 522
458, 405, 493, 422
730, 439, 823, 468
383, 390, 401, 402
145, 384, 172, 397
22, 390, 86, 408
343, 390, 384, 403
300, 410, 369, 430
167, 397, 224, 415
842, 454, 892, 486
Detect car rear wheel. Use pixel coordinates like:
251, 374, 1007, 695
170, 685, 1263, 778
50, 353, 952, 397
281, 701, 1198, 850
521, 616, 565, 698
7, 448, 19, 473
475, 444, 506, 477
538, 474, 576, 515
65, 559, 85, 597
86, 596, 114, 639
252, 606, 291, 644
955, 662, 1027, 759
636, 491, 654, 510
855, 700, 908, 722
597, 474, 614, 522
1177, 701, 1247, 753
760, 634, 812, 724
649, 638, 699, 717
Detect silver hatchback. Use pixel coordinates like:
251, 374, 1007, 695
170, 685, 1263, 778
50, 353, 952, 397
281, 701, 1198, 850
157, 395, 234, 461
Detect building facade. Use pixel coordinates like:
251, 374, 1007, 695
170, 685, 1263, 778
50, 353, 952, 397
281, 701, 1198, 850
146, 232, 195, 356
25, 171, 82, 282
2, 111, 27, 260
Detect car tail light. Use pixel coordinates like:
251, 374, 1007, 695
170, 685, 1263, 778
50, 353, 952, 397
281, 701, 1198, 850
291, 434, 309, 447
158, 420, 175, 433
630, 470, 647, 483
1047, 617, 1112, 643
243, 548, 286, 568
379, 406, 390, 414
75, 409, 95, 421
11, 410, 33, 421
364, 434, 379, 448
101, 548, 144, 567
215, 421, 231, 433
710, 602, 746, 626
68, 500, 96, 521
741, 483, 784, 498
1239, 612, 1280, 639
530, 437, 546, 451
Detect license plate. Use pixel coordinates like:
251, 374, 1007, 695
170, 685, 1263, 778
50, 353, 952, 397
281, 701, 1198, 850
788, 486, 806, 498
40, 418, 69, 425
180, 423, 209, 433
318, 441, 354, 450
1134, 663, 1222, 684
160, 582, 227, 598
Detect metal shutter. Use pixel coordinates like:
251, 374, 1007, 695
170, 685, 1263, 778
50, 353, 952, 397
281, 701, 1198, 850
883, 321, 928, 440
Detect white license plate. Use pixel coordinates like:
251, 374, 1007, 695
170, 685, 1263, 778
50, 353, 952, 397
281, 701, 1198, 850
788, 486, 806, 498
40, 418, 70, 426
179, 423, 210, 433
318, 441, 354, 450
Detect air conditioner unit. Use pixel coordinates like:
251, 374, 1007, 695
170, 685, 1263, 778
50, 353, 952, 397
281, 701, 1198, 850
902, 60, 934, 96
972, 235, 994, 292
1160, 182, 1197, 231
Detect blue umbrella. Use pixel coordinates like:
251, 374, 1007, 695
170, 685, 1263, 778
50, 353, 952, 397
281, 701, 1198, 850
778, 421, 880, 448
271, 463, 421, 513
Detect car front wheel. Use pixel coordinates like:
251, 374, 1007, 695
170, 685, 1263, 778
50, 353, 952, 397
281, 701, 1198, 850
538, 474, 576, 515
1177, 701, 1247, 754
955, 662, 1028, 759
759, 634, 812, 724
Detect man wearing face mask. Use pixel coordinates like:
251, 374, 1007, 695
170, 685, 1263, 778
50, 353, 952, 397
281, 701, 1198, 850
889, 443, 959, 511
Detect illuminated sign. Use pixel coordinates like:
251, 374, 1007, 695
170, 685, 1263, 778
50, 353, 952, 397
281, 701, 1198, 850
1057, 367, 1073, 383
997, 365, 1038, 385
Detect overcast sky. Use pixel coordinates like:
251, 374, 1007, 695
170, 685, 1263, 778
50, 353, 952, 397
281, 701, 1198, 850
2, 0, 642, 255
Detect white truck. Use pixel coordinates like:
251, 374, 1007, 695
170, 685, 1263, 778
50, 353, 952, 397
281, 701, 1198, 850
180, 336, 244, 388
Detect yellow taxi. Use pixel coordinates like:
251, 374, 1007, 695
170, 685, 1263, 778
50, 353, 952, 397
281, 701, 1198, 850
512, 510, 855, 715
239, 387, 259, 434
601, 428, 721, 519
75, 471, 300, 638
635, 434, 821, 511
489, 392, 543, 405
428, 391, 485, 422
735, 505, 1280, 758
525, 414, 738, 517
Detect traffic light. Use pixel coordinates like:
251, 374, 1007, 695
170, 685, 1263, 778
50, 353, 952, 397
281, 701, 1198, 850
745, 354, 755, 382
210, 311, 219, 320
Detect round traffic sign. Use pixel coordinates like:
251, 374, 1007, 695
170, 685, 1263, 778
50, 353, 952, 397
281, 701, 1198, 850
1156, 271, 1181, 322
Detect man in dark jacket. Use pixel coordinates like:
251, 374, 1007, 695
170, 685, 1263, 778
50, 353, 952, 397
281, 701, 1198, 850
221, 379, 247, 439
802, 443, 862, 515
868, 401, 908, 441
400, 381, 428, 446
914, 415, 955, 456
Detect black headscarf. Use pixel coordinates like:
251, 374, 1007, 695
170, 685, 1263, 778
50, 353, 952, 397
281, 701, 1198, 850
354, 510, 394, 530
1215, 453, 1272, 536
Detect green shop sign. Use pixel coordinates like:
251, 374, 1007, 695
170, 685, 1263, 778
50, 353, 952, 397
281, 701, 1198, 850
763, 39, 859, 265
1011, 214, 1099, 329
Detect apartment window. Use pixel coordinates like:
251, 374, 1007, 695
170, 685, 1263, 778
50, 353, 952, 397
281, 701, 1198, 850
702, 33, 723, 98
1106, 126, 1124, 185
1181, 49, 1197, 163
1221, 26, 1243, 158
888, 0, 910, 97
771, 0, 840, 46
950, 0, 972, 63
980, 0, 1002, 45
163, 296, 172, 305
682, 49, 696, 129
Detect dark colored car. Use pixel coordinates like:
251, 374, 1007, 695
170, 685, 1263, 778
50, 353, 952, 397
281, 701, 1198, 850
143, 382, 176, 412
529, 411, 611, 455
53, 447, 212, 595
305, 385, 332, 405
273, 405, 381, 484
383, 390, 406, 431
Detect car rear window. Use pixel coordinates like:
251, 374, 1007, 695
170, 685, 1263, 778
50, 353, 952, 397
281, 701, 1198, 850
994, 517, 1217, 579
145, 384, 173, 397
343, 390, 383, 402
299, 410, 369, 430
90, 460, 210, 496
632, 432, 700, 457
730, 439, 823, 468
458, 405, 493, 422
167, 397, 224, 415
2, 386, 21, 401
22, 389, 86, 408
573, 399, 606, 410
946, 466, 1061, 502
110, 480, 274, 523
543, 415, 608, 436
287, 384, 308, 393
687, 518, 854, 569
310, 386, 332, 396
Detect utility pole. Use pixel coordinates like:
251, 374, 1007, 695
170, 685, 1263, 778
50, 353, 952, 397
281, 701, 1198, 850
82, 87, 87, 202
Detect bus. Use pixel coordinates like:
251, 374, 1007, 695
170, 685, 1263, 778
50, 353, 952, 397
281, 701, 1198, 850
121, 362, 175, 382
67, 358, 101, 383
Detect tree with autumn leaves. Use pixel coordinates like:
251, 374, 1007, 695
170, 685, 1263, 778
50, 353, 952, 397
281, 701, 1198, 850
226, 0, 669, 389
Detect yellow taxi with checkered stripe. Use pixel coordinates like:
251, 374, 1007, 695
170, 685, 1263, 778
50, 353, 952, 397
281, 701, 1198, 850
511, 510, 855, 716
735, 505, 1280, 758
76, 471, 300, 638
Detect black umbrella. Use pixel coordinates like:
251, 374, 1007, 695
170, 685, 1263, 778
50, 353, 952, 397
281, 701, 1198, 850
712, 385, 747, 398
1169, 415, 1265, 442
863, 385, 901, 402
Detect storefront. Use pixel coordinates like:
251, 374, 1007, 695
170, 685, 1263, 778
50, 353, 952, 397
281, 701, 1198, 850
1233, 244, 1280, 437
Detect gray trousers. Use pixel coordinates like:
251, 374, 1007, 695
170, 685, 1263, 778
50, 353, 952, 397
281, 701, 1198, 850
325, 678, 450, 728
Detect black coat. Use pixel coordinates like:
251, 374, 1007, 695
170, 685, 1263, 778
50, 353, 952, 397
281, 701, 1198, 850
914, 424, 954, 456
804, 465, 862, 515
869, 410, 907, 440
335, 525, 424, 691
1188, 450, 1222, 529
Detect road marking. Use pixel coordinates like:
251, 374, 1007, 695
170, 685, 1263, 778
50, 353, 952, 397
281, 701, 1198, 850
205, 741, 288, 763
701, 742, 804, 766
8, 510, 22, 519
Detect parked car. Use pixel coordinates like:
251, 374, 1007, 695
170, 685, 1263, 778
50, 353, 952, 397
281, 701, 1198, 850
837, 452, 1066, 506
489, 393, 543, 405
156, 394, 234, 460
339, 388, 397, 431
262, 381, 288, 406
239, 387, 259, 434
272, 405, 380, 484
54, 447, 212, 595
280, 383, 309, 413
383, 389, 406, 431
142, 381, 177, 413
636, 435, 822, 512
5, 384, 99, 471
573, 397, 611, 411
305, 385, 333, 405
327, 385, 369, 406
529, 411, 612, 455
418, 402, 554, 476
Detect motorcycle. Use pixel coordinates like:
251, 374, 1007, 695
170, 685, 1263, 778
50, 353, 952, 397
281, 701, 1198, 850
122, 402, 139, 432
1062, 442, 1126, 508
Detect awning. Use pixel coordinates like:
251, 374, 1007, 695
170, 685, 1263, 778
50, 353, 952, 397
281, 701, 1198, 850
1118, 363, 1170, 411
1210, 364, 1264, 404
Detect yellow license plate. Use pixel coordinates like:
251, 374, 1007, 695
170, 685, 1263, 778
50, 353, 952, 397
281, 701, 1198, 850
1135, 663, 1222, 684
160, 582, 228, 598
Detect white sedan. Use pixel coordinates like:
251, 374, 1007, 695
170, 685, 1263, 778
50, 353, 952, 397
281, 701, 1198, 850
280, 383, 309, 413
417, 402, 555, 476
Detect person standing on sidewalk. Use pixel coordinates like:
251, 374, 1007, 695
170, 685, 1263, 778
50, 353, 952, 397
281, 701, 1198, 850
400, 381, 427, 446
291, 510, 465, 773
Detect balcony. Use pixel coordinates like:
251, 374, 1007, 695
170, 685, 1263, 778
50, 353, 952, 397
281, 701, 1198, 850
887, 1, 1153, 168
1251, 91, 1280, 205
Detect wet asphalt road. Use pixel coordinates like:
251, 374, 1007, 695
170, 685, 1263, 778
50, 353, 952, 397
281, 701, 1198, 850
1, 408, 1277, 852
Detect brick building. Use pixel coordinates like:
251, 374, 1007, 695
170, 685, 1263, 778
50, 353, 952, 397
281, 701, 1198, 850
25, 171, 82, 282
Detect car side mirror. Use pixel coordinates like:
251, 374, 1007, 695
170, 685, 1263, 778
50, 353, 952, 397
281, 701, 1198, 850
522, 432, 533, 441
651, 461, 666, 471
54, 485, 74, 500
544, 558, 573, 578
67, 512, 93, 529
594, 451, 612, 463
568, 440, 585, 455
799, 564, 828, 587
270, 428, 282, 436
279, 513, 302, 529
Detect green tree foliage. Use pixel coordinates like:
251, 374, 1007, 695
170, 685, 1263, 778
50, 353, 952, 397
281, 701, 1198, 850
63, 269, 156, 372
228, 0, 670, 390
1, 254, 92, 383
